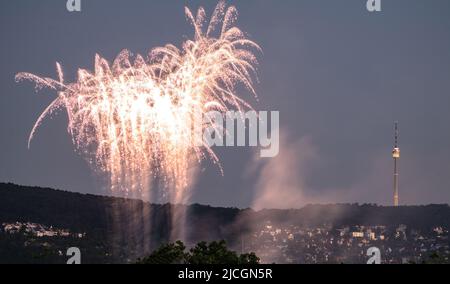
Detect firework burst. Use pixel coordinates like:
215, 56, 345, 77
16, 1, 260, 196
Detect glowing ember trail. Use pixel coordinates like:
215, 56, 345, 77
16, 1, 260, 196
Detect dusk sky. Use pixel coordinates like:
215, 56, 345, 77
1, 0, 450, 208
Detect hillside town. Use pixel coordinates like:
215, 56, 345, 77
244, 221, 450, 264
1, 222, 84, 239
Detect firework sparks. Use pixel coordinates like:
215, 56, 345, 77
16, 1, 260, 196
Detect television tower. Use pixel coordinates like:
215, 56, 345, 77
392, 121, 400, 206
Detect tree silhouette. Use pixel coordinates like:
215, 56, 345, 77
136, 240, 260, 264
136, 241, 188, 264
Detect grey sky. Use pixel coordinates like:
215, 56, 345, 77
1, 0, 450, 208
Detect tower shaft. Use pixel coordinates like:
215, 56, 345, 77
394, 158, 399, 206
392, 122, 400, 207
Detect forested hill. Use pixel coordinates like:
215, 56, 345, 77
1, 182, 449, 239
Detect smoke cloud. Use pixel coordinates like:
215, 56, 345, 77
248, 132, 319, 210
